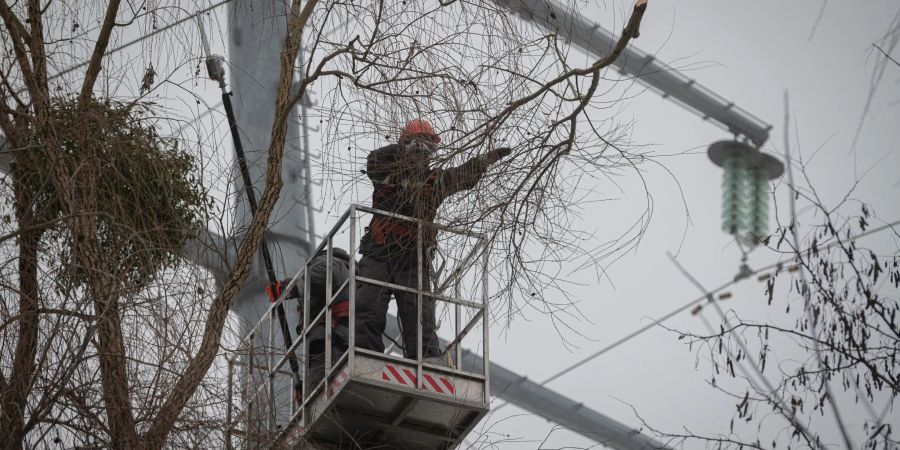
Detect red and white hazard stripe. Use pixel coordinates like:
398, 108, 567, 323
381, 363, 455, 395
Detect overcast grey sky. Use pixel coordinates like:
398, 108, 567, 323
470, 1, 900, 448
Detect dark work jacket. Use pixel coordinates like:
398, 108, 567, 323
285, 248, 351, 340
359, 143, 504, 264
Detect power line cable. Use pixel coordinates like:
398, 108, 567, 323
668, 252, 819, 446
47, 0, 234, 83
780, 92, 853, 450
540, 218, 900, 386
491, 218, 900, 413
46, 0, 351, 85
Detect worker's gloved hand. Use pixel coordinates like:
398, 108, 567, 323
265, 280, 284, 303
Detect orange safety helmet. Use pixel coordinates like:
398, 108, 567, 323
399, 119, 441, 144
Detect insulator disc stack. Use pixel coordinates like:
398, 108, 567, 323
721, 155, 750, 235
708, 140, 784, 251
746, 167, 770, 246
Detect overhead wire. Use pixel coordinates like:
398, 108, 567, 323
46, 0, 234, 83
668, 252, 818, 446
541, 218, 900, 385
491, 218, 900, 413
781, 92, 853, 450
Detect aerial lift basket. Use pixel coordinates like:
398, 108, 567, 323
225, 204, 491, 449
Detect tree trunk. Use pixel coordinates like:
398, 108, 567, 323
0, 165, 43, 450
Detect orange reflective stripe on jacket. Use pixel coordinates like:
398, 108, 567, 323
370, 216, 413, 245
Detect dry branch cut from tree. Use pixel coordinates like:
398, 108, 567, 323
0, 0, 652, 448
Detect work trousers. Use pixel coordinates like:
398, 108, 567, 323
306, 322, 349, 390
354, 255, 441, 359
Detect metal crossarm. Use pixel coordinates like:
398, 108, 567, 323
494, 0, 772, 147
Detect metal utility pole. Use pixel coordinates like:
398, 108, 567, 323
494, 0, 772, 147
198, 10, 303, 394
222, 0, 313, 424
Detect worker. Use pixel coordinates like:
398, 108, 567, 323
355, 118, 512, 363
266, 248, 352, 392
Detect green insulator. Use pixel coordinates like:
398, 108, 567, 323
710, 142, 783, 248
721, 155, 751, 235
746, 168, 769, 245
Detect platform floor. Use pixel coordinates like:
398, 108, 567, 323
279, 350, 489, 449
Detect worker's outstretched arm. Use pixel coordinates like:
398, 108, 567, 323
437, 147, 512, 197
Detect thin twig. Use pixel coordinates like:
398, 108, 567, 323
667, 252, 819, 449
872, 44, 900, 69
782, 90, 854, 450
